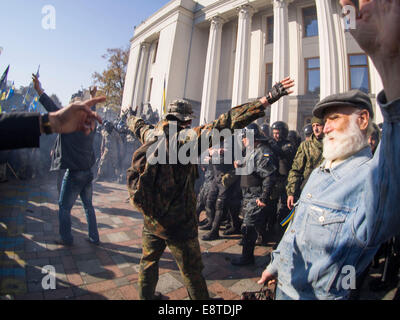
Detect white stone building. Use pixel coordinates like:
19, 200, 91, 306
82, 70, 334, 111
122, 0, 384, 131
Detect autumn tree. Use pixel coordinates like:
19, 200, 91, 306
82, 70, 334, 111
92, 46, 129, 111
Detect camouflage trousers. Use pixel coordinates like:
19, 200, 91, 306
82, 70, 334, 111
138, 227, 209, 300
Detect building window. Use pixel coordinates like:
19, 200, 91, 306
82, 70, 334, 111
265, 63, 273, 92
303, 6, 318, 37
152, 41, 158, 64
349, 54, 370, 93
266, 16, 274, 44
305, 58, 320, 95
147, 78, 153, 102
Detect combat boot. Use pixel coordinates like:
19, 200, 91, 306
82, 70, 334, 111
255, 229, 270, 246
223, 211, 241, 235
231, 227, 256, 266
199, 202, 214, 230
231, 241, 255, 266
202, 202, 224, 241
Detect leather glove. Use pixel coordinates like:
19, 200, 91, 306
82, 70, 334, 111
267, 82, 289, 105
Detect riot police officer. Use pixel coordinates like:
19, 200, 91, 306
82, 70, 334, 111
231, 124, 279, 266
202, 138, 237, 241
269, 121, 296, 242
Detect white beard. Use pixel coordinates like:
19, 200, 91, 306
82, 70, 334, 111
323, 114, 369, 161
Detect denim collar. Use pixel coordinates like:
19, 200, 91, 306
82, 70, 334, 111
319, 146, 372, 181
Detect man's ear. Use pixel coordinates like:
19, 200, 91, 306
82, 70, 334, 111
358, 110, 370, 131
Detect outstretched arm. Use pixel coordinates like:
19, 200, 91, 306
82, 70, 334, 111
194, 77, 295, 136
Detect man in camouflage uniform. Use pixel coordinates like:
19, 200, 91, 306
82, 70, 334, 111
125, 77, 294, 300
231, 123, 279, 266
286, 116, 324, 210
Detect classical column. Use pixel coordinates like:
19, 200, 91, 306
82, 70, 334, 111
132, 42, 150, 113
231, 5, 254, 107
270, 0, 289, 124
332, 0, 349, 93
121, 43, 141, 113
369, 58, 384, 124
200, 16, 225, 125
315, 0, 340, 99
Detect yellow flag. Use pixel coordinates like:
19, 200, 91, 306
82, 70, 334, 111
162, 76, 166, 115
0, 91, 6, 101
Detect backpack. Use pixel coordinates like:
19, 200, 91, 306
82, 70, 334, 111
126, 131, 177, 219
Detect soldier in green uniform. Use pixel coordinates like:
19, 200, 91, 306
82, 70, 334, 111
286, 116, 324, 210
125, 77, 295, 300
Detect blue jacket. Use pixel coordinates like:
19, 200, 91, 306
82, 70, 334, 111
266, 91, 400, 300
39, 93, 96, 171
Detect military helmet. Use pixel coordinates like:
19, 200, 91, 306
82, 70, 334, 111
303, 124, 313, 137
244, 123, 268, 141
271, 121, 289, 140
164, 99, 195, 122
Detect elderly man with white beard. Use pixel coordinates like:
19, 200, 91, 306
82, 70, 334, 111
257, 0, 400, 300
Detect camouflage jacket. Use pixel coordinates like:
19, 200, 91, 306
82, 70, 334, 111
286, 134, 324, 198
127, 100, 266, 241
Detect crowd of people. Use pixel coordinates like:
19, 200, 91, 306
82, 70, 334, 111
0, 0, 399, 301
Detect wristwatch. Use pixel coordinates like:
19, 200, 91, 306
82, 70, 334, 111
41, 113, 53, 135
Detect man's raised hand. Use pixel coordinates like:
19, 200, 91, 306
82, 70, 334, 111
48, 96, 105, 135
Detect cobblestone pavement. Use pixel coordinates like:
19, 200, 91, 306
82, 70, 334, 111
0, 177, 398, 300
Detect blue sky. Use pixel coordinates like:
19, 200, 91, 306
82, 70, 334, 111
0, 0, 170, 105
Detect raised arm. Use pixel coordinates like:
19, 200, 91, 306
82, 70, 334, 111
340, 0, 400, 245
32, 74, 60, 112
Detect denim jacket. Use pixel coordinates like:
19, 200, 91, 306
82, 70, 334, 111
266, 91, 400, 300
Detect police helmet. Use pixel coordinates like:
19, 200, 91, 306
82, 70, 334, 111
288, 130, 301, 148
271, 121, 289, 140
303, 124, 313, 137
260, 123, 270, 138
244, 123, 268, 141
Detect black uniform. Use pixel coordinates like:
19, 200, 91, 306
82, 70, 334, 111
231, 142, 278, 265
269, 138, 296, 239
202, 149, 237, 241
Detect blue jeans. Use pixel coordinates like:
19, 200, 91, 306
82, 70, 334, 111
58, 169, 99, 244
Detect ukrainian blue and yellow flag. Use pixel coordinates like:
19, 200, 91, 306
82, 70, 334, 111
29, 96, 39, 112
162, 75, 166, 115
281, 207, 296, 231
6, 82, 14, 100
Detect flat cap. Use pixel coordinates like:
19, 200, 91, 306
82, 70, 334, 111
313, 90, 374, 119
